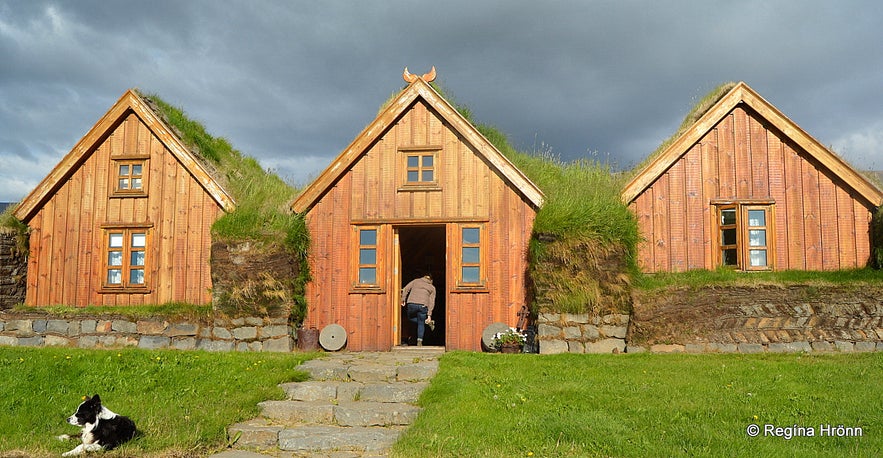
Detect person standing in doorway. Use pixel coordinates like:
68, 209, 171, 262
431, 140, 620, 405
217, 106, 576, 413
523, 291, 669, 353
402, 273, 436, 346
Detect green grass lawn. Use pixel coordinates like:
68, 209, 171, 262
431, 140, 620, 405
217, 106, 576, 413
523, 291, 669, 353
0, 347, 313, 457
394, 352, 882, 458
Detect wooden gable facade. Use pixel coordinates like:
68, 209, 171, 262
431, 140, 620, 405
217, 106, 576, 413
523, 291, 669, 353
622, 82, 883, 273
14, 90, 234, 306
292, 76, 544, 351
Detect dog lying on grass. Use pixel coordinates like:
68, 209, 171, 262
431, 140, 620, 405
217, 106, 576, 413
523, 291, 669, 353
58, 395, 136, 456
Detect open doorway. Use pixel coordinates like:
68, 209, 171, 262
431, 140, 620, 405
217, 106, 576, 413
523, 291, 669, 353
397, 225, 446, 347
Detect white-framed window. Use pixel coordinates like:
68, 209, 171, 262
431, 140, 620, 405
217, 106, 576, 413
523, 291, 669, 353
716, 204, 773, 271
455, 224, 486, 288
103, 226, 151, 290
112, 159, 148, 196
399, 146, 441, 190
353, 225, 382, 289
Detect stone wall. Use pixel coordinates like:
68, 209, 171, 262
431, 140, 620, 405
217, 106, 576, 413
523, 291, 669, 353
537, 312, 630, 354
0, 312, 294, 352
629, 284, 883, 354
0, 230, 27, 309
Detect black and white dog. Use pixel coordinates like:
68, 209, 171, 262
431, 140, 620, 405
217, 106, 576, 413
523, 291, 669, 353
58, 395, 137, 456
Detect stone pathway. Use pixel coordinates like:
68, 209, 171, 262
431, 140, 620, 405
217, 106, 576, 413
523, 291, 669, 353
212, 347, 443, 458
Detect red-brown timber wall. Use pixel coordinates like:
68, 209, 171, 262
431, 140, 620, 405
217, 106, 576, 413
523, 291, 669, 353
25, 111, 222, 306
303, 99, 536, 351
631, 105, 875, 273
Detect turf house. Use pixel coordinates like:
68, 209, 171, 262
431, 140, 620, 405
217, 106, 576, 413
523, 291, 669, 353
622, 82, 883, 273
13, 89, 235, 307
291, 70, 544, 351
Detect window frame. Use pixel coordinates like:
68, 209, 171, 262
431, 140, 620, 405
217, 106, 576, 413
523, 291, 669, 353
714, 203, 774, 271
398, 146, 442, 191
100, 223, 153, 293
351, 225, 384, 292
453, 223, 488, 290
110, 155, 149, 198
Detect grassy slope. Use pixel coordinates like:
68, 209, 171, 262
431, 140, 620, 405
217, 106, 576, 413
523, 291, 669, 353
394, 352, 883, 458
140, 92, 310, 320
0, 347, 313, 457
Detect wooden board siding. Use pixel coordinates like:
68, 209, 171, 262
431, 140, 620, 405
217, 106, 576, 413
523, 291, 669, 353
24, 111, 222, 306
302, 99, 536, 351
632, 105, 877, 272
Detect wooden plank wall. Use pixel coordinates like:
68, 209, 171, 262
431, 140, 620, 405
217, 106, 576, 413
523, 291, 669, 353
303, 100, 535, 351
26, 111, 222, 306
633, 105, 875, 272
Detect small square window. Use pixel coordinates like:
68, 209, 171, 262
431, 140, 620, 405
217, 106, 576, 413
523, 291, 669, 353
113, 160, 147, 195
401, 149, 439, 187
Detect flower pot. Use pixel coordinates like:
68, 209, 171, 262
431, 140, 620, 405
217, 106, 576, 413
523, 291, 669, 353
500, 343, 522, 354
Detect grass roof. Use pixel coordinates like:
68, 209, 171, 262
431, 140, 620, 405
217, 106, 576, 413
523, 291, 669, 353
628, 82, 737, 177
138, 91, 308, 254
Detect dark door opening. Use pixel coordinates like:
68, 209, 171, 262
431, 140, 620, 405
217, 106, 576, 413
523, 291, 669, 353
398, 225, 446, 347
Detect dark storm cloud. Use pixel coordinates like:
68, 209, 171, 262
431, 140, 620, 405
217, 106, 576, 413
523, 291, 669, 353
1, 0, 882, 202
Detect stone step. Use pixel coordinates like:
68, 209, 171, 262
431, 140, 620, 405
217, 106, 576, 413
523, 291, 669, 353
278, 425, 403, 453
258, 400, 333, 424
334, 401, 421, 427
228, 419, 282, 449
298, 357, 439, 382
258, 399, 421, 428
281, 380, 429, 403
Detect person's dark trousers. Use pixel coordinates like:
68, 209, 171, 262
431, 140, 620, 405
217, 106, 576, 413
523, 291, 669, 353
406, 302, 428, 343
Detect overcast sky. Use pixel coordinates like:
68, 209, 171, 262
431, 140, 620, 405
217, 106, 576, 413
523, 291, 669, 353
1, 0, 882, 202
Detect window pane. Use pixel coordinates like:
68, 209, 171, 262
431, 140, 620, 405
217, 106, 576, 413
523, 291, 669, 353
407, 171, 419, 182
107, 269, 122, 284
721, 209, 736, 225
748, 210, 765, 227
422, 155, 433, 167
109, 233, 124, 248
749, 249, 767, 267
748, 229, 766, 247
421, 170, 433, 182
131, 233, 146, 247
132, 164, 142, 175
132, 178, 143, 189
131, 251, 145, 267
721, 228, 737, 246
462, 227, 480, 244
462, 266, 480, 283
119, 165, 129, 175
359, 229, 376, 246
359, 267, 376, 285
118, 178, 129, 190
359, 248, 376, 265
130, 269, 145, 285
463, 247, 480, 264
407, 156, 419, 167
108, 251, 123, 266
722, 248, 738, 266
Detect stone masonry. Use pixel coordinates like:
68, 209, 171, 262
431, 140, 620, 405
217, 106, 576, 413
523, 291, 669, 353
629, 284, 883, 354
537, 312, 630, 354
0, 231, 27, 310
0, 312, 294, 352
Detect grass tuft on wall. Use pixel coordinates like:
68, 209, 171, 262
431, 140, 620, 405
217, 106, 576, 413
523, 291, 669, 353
140, 92, 310, 322
431, 82, 638, 315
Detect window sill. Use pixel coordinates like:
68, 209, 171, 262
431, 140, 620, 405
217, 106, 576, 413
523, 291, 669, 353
98, 287, 152, 294
452, 285, 489, 294
397, 185, 442, 192
109, 192, 148, 199
349, 286, 385, 294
